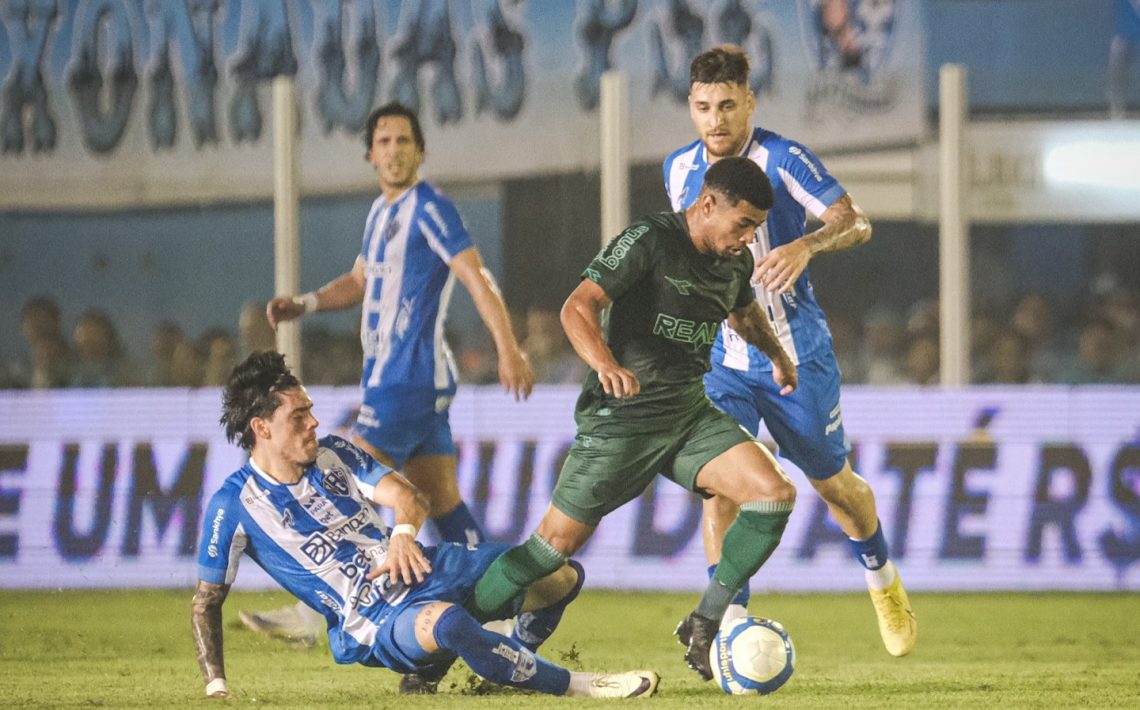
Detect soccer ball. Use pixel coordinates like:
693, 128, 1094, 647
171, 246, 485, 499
709, 616, 795, 695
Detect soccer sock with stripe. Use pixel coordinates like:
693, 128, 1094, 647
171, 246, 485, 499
696, 501, 793, 621
470, 533, 568, 622
434, 605, 571, 695
512, 560, 585, 651
707, 563, 750, 608
431, 501, 485, 545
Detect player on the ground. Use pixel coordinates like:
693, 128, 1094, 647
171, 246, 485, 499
250, 103, 534, 680
465, 157, 799, 682
191, 351, 658, 700
663, 44, 915, 656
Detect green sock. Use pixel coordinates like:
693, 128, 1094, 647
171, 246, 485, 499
470, 533, 567, 622
697, 501, 793, 621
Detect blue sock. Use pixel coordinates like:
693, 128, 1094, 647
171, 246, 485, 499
848, 520, 890, 570
708, 563, 750, 607
431, 501, 485, 545
434, 605, 570, 695
513, 561, 584, 651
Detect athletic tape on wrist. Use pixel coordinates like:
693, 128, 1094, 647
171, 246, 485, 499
293, 292, 319, 314
390, 523, 417, 539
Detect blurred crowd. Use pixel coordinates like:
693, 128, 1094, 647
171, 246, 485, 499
5, 283, 1138, 391
1, 298, 586, 391
828, 280, 1140, 386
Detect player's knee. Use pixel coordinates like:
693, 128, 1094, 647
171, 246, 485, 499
415, 602, 455, 653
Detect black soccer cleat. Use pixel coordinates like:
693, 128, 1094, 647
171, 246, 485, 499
398, 673, 440, 695
398, 659, 453, 695
674, 611, 718, 681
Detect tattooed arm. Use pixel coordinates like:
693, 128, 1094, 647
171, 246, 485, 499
728, 301, 798, 396
191, 580, 231, 698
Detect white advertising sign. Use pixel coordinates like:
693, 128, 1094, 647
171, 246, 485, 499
1, 386, 1137, 591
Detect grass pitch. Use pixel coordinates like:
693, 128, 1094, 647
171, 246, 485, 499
1, 588, 1137, 708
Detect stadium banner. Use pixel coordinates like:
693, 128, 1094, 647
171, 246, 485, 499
0, 0, 925, 209
1, 386, 1138, 592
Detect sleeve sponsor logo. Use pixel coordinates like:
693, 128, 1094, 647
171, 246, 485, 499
598, 224, 649, 270
206, 507, 225, 558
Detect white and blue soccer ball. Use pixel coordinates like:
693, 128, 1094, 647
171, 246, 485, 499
709, 616, 795, 695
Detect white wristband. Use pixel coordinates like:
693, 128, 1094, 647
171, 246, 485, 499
293, 292, 319, 314
390, 523, 417, 539
205, 678, 229, 697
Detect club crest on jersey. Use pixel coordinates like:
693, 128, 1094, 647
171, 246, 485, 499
321, 468, 351, 496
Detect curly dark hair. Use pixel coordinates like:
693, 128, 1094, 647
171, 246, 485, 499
703, 156, 774, 211
362, 102, 425, 159
220, 351, 301, 451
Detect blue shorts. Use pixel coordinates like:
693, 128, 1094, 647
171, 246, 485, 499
704, 350, 850, 480
362, 542, 512, 673
351, 387, 456, 469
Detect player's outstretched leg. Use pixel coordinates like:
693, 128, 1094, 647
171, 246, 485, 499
431, 604, 658, 698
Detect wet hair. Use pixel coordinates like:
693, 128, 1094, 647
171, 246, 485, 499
220, 351, 301, 451
690, 44, 750, 86
362, 102, 425, 158
703, 156, 774, 211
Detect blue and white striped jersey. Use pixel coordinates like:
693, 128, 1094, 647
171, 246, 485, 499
197, 435, 409, 665
663, 127, 846, 372
358, 180, 474, 399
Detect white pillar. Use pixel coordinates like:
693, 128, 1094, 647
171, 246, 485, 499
272, 76, 302, 376
600, 70, 629, 246
939, 64, 970, 387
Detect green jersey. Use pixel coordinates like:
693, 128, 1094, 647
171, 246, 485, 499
578, 211, 755, 418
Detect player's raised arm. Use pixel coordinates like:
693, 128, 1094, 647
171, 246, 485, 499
266, 257, 368, 330
367, 472, 432, 586
560, 279, 640, 399
449, 247, 535, 400
728, 301, 797, 396
191, 580, 232, 698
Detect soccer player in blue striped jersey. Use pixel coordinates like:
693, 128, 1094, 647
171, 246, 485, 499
261, 104, 534, 685
663, 45, 916, 657
269, 103, 533, 544
191, 351, 658, 699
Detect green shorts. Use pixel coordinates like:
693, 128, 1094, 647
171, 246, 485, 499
551, 397, 753, 525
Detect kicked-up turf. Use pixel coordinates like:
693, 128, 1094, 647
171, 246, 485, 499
1, 588, 1138, 708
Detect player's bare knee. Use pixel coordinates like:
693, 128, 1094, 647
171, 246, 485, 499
414, 602, 454, 653
535, 509, 593, 556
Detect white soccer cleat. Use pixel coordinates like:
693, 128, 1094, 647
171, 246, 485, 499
238, 604, 320, 647
586, 670, 660, 698
868, 567, 917, 657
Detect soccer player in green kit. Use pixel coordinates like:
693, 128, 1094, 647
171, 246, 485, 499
468, 156, 799, 681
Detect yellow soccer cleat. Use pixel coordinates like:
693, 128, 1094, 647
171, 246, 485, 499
868, 570, 917, 657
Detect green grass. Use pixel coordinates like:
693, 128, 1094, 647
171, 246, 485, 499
1, 589, 1138, 708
